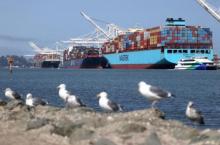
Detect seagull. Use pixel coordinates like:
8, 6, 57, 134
138, 81, 175, 108
4, 88, 22, 100
57, 83, 86, 107
57, 84, 71, 101
97, 91, 122, 112
186, 101, 205, 125
66, 95, 86, 108
25, 93, 48, 107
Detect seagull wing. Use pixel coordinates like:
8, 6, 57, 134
107, 100, 119, 111
76, 97, 86, 107
149, 86, 169, 98
192, 108, 205, 124
66, 90, 71, 95
196, 109, 202, 115
12, 91, 22, 99
32, 98, 47, 106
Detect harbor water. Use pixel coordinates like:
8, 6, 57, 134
0, 68, 220, 129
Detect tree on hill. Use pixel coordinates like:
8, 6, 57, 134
0, 56, 33, 67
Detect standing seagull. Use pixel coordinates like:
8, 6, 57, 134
97, 91, 122, 112
5, 88, 22, 100
57, 83, 85, 107
186, 101, 205, 125
138, 81, 175, 108
26, 93, 48, 107
57, 84, 71, 101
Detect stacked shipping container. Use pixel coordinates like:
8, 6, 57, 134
102, 25, 212, 54
34, 53, 61, 62
63, 47, 100, 61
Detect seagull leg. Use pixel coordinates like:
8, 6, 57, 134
28, 106, 36, 117
64, 97, 69, 109
151, 101, 157, 108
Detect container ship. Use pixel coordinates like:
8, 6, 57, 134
33, 52, 61, 68
63, 46, 110, 69
102, 18, 214, 69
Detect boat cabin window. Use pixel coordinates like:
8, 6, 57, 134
183, 50, 188, 53
178, 50, 182, 53
167, 50, 172, 53
182, 63, 200, 65
173, 50, 177, 53
182, 59, 194, 62
196, 50, 200, 53
205, 50, 210, 54
201, 50, 205, 54
190, 50, 195, 53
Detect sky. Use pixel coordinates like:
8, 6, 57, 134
0, 0, 220, 56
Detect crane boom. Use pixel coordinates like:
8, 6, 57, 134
196, 0, 220, 22
28, 42, 43, 53
80, 11, 111, 39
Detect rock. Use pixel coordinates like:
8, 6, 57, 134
151, 108, 166, 119
141, 132, 161, 145
51, 119, 83, 137
0, 104, 220, 145
94, 138, 117, 145
67, 107, 95, 113
117, 123, 146, 134
5, 107, 33, 121
4, 100, 25, 111
190, 134, 209, 144
190, 130, 220, 144
0, 100, 7, 106
69, 128, 94, 143
26, 118, 49, 130
172, 128, 199, 140
75, 117, 106, 129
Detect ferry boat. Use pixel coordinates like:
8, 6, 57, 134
174, 57, 217, 70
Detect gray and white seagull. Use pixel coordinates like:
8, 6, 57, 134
57, 83, 86, 107
186, 101, 205, 125
57, 84, 70, 101
4, 88, 22, 100
25, 93, 48, 107
138, 81, 175, 108
97, 91, 122, 112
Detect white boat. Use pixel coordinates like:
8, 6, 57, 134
174, 57, 217, 70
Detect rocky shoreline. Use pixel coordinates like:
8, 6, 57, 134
0, 100, 220, 145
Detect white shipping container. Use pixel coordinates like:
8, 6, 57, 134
136, 35, 141, 42
144, 31, 150, 40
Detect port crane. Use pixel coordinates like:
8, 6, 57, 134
80, 11, 123, 39
62, 11, 124, 49
196, 0, 220, 22
29, 41, 61, 55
